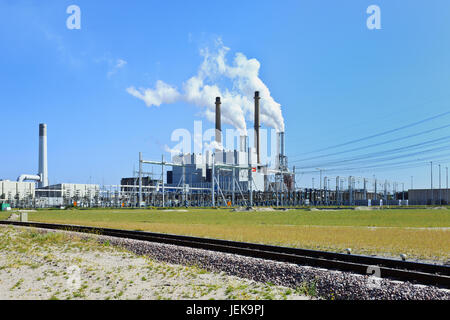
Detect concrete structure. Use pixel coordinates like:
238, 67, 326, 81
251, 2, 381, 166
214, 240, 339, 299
0, 180, 35, 202
134, 91, 293, 207
121, 177, 159, 192
38, 123, 48, 187
167, 147, 266, 192
17, 123, 48, 186
215, 97, 222, 145
3, 90, 296, 208
36, 183, 100, 206
254, 91, 261, 164
408, 189, 449, 205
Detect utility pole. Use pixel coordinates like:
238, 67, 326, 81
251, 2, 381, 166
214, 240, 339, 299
232, 167, 235, 206
161, 155, 165, 207
293, 166, 296, 190
374, 177, 377, 201
317, 168, 322, 189
349, 176, 353, 206
318, 169, 322, 205
139, 152, 143, 207
336, 176, 339, 206
439, 164, 442, 205
211, 153, 215, 207
402, 183, 405, 201
431, 161, 433, 206
363, 178, 367, 201
248, 149, 253, 207
327, 178, 330, 205
446, 166, 449, 205
311, 177, 315, 205
182, 157, 186, 205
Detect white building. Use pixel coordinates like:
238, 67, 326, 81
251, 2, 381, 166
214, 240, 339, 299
0, 180, 35, 201
36, 183, 100, 206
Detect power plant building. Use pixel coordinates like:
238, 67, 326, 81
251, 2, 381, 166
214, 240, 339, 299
167, 148, 266, 192
165, 91, 278, 194
0, 180, 35, 202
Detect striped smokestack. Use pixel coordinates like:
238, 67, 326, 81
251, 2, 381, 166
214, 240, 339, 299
38, 123, 48, 188
254, 91, 260, 164
215, 97, 221, 145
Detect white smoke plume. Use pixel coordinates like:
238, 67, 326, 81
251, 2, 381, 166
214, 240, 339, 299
203, 140, 224, 153
163, 143, 182, 154
127, 39, 285, 133
127, 80, 180, 107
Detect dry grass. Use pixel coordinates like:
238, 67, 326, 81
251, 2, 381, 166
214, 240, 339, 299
17, 219, 448, 262
3, 208, 449, 262
129, 223, 450, 262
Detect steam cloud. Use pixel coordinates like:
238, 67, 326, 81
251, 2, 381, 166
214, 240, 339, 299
127, 39, 285, 134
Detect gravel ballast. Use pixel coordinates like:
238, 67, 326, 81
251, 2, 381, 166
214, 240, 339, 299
102, 234, 449, 300
2, 225, 449, 300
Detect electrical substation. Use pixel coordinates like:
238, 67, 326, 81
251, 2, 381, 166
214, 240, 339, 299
1, 92, 448, 209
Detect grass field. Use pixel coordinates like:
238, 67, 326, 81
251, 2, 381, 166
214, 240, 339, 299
1, 208, 449, 262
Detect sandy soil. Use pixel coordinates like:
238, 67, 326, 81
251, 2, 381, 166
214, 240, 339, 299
0, 225, 310, 300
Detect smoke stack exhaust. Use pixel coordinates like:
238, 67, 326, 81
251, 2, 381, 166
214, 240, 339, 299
38, 123, 48, 188
215, 97, 221, 145
254, 91, 260, 164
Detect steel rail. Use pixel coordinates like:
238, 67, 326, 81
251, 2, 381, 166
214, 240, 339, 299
1, 220, 449, 288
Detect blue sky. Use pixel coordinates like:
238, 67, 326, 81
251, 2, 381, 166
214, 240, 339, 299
1, 0, 450, 190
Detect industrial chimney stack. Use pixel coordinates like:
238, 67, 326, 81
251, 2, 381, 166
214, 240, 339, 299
278, 131, 285, 170
215, 97, 222, 145
254, 91, 260, 164
240, 135, 247, 152
38, 123, 48, 188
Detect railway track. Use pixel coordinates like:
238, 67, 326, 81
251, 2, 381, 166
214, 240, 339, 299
1, 220, 449, 289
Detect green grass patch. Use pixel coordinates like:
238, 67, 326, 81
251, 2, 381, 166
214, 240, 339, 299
4, 207, 449, 262
22, 207, 450, 228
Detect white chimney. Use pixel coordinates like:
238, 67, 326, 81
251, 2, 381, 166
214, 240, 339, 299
240, 135, 247, 152
38, 123, 48, 187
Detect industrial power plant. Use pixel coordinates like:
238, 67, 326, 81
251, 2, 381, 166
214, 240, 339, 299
1, 91, 448, 209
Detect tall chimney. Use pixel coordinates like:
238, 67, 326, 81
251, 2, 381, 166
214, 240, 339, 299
240, 135, 247, 152
254, 91, 260, 164
276, 132, 281, 168
38, 123, 48, 187
280, 131, 285, 168
215, 97, 221, 145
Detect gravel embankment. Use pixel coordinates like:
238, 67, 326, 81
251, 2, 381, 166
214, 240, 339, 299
2, 225, 449, 300
101, 234, 450, 300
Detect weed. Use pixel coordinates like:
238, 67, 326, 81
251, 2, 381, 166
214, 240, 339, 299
10, 279, 24, 290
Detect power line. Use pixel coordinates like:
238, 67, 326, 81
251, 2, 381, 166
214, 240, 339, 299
290, 123, 450, 162
296, 152, 450, 175
293, 135, 450, 168
298, 143, 450, 170
293, 110, 450, 157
